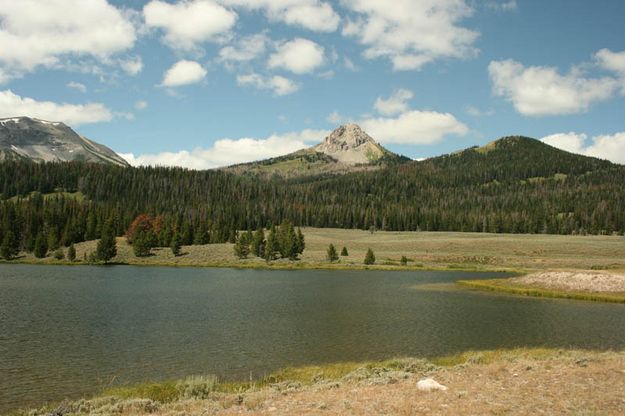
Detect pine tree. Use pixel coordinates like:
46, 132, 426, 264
96, 221, 117, 262
251, 228, 265, 258
364, 248, 376, 265
53, 247, 65, 260
234, 231, 251, 259
340, 246, 348, 256
33, 232, 48, 258
265, 226, 280, 261
295, 227, 305, 256
0, 230, 17, 260
326, 244, 338, 262
67, 243, 76, 262
170, 232, 182, 257
279, 221, 298, 260
132, 228, 152, 257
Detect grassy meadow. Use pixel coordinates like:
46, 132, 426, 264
7, 228, 625, 273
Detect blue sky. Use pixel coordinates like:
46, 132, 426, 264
1, 0, 624, 168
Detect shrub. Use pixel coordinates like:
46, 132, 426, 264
176, 375, 218, 400
400, 255, 408, 266
326, 244, 338, 262
53, 247, 65, 260
340, 247, 348, 256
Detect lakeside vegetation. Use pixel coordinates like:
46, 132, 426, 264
10, 348, 624, 416
457, 278, 625, 304
4, 228, 624, 273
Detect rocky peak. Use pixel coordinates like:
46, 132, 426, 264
314, 124, 385, 165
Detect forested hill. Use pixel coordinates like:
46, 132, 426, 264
1, 136, 624, 253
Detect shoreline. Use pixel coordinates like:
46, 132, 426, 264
10, 348, 625, 416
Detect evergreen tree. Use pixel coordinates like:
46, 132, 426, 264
132, 228, 152, 257
340, 246, 348, 256
265, 226, 280, 261
96, 221, 117, 262
47, 226, 59, 251
53, 247, 65, 260
33, 232, 48, 258
364, 248, 376, 265
234, 231, 251, 259
295, 227, 305, 256
279, 221, 298, 260
326, 244, 338, 262
251, 228, 266, 258
170, 232, 182, 257
67, 243, 76, 262
0, 230, 18, 260
400, 255, 408, 266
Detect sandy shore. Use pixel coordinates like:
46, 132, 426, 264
512, 271, 625, 293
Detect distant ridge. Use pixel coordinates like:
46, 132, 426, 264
0, 116, 129, 167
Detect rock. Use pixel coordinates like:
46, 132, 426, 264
417, 378, 448, 392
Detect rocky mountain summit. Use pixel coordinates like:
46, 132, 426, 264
313, 123, 386, 165
0, 116, 128, 166
225, 124, 409, 178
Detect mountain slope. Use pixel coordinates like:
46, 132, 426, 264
0, 117, 129, 167
223, 124, 410, 178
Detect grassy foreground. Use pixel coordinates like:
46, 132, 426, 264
12, 348, 625, 415
5, 228, 625, 273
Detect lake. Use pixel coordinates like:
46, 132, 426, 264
1, 265, 625, 412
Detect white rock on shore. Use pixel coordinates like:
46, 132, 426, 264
417, 378, 448, 392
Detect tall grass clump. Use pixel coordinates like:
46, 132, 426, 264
176, 375, 218, 399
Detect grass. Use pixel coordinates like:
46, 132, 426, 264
457, 278, 625, 304
4, 228, 625, 274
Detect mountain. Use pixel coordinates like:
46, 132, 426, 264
0, 117, 129, 167
223, 123, 410, 178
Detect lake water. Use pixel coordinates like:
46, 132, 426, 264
1, 265, 625, 412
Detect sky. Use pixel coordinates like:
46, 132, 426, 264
0, 0, 624, 169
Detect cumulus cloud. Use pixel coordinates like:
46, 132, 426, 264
0, 0, 136, 81
0, 89, 113, 125
327, 111, 343, 124
489, 59, 619, 116
374, 89, 414, 116
161, 60, 207, 87
144, 0, 237, 50
237, 73, 299, 96
268, 38, 325, 74
541, 132, 625, 164
218, 33, 269, 64
595, 49, 625, 75
359, 110, 468, 145
221, 0, 339, 32
342, 0, 479, 71
119, 56, 144, 76
120, 129, 329, 169
66, 81, 87, 93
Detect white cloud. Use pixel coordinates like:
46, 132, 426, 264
327, 111, 343, 124
541, 132, 625, 164
221, 0, 339, 32
135, 100, 148, 110
0, 89, 113, 125
119, 56, 144, 76
374, 89, 413, 116
486, 0, 517, 11
465, 105, 494, 117
218, 33, 269, 64
489, 59, 619, 116
359, 110, 468, 145
66, 81, 87, 93
237, 73, 299, 96
161, 60, 207, 87
144, 0, 237, 50
594, 49, 625, 75
120, 128, 328, 169
341, 0, 479, 71
268, 38, 325, 74
0, 0, 136, 81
